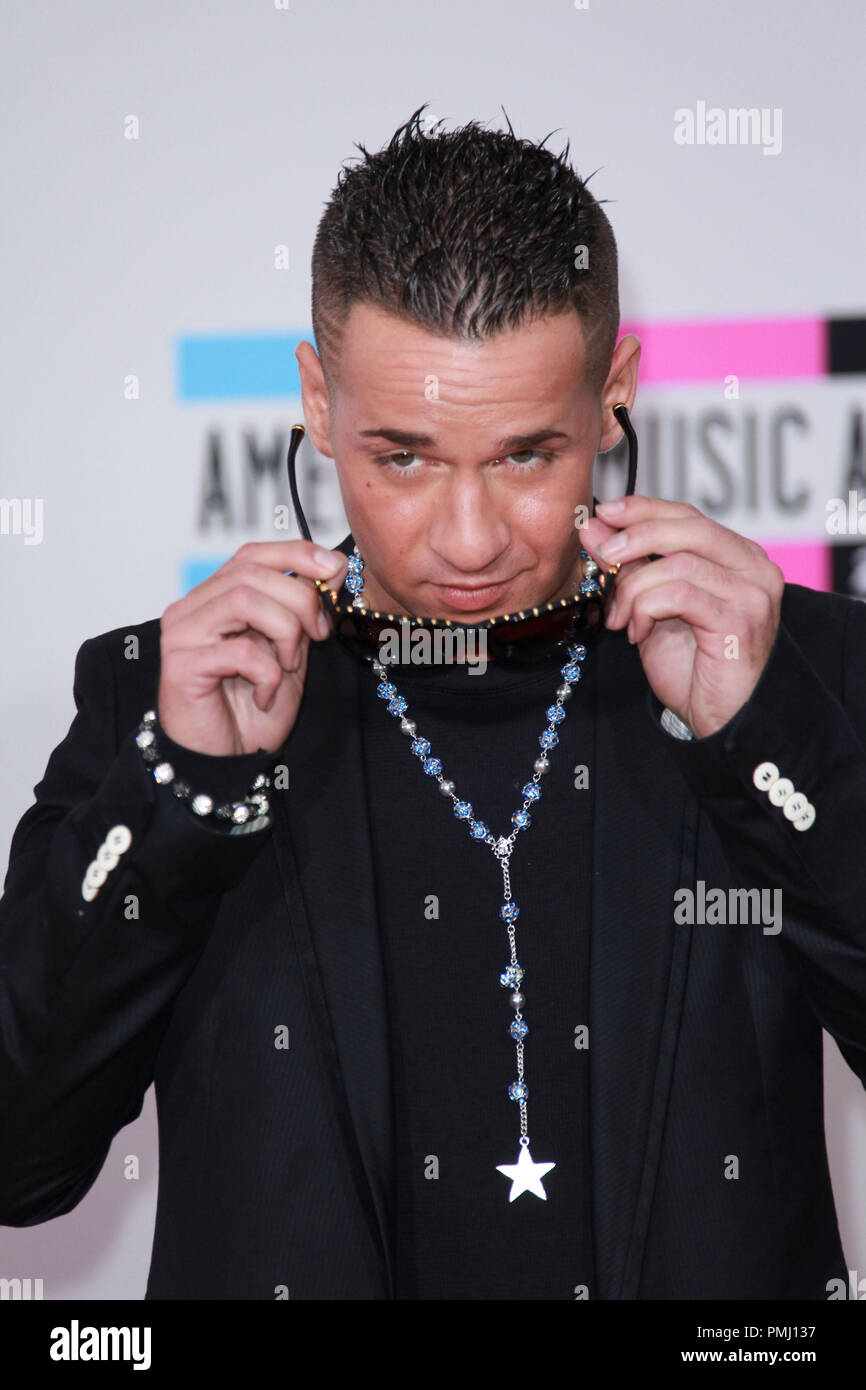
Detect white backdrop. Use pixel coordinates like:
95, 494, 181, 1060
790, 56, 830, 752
2, 0, 865, 1298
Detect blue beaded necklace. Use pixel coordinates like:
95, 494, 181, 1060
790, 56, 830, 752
349, 546, 597, 1203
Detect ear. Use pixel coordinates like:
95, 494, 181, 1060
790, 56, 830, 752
295, 341, 335, 458
597, 334, 641, 454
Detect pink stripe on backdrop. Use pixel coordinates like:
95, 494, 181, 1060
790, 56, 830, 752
619, 317, 827, 384
758, 542, 832, 592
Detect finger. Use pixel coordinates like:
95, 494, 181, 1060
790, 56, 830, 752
576, 513, 621, 552
577, 514, 647, 579
221, 626, 309, 705
160, 635, 288, 715
626, 579, 733, 648
591, 511, 768, 576
577, 515, 652, 610
166, 541, 348, 624
227, 539, 348, 583
595, 495, 717, 524
165, 560, 333, 647
584, 493, 699, 567
163, 585, 311, 673
606, 551, 769, 633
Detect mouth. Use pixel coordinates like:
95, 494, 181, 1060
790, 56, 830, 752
429, 581, 512, 615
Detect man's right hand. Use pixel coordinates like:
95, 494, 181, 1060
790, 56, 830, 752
157, 541, 349, 757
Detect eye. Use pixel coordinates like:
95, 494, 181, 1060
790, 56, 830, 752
373, 447, 556, 477
500, 449, 555, 470
377, 451, 424, 475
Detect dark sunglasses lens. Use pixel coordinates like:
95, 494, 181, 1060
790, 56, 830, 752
326, 591, 610, 668
486, 600, 606, 665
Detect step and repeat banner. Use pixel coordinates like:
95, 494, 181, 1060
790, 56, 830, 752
176, 314, 866, 599
2, 0, 865, 1303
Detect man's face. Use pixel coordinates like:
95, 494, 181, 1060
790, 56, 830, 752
300, 301, 632, 623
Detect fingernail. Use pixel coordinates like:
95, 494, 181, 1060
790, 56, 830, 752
317, 610, 331, 638
596, 499, 626, 515
598, 532, 627, 558
606, 600, 618, 625
314, 547, 344, 577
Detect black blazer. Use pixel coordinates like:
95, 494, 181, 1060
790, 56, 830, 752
2, 559, 866, 1300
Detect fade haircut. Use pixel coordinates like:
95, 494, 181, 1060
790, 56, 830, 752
310, 104, 620, 398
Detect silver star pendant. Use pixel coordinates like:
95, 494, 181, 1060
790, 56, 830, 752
496, 1146, 556, 1202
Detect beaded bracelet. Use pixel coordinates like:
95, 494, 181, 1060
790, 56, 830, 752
135, 710, 272, 826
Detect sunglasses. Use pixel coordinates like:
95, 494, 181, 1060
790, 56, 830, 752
286, 403, 637, 669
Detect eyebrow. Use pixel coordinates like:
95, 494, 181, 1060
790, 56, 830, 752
358, 427, 571, 451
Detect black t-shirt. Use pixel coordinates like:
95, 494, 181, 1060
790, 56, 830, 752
358, 642, 598, 1299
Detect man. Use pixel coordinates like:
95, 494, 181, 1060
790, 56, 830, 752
1, 106, 865, 1301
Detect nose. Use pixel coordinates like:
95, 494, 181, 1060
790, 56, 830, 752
429, 474, 511, 578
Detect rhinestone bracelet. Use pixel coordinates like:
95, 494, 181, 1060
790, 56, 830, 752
134, 710, 272, 826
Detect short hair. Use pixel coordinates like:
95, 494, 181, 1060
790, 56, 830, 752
310, 104, 620, 398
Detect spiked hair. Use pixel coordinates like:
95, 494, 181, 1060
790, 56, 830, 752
311, 104, 619, 396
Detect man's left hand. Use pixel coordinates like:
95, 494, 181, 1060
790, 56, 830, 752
578, 496, 785, 740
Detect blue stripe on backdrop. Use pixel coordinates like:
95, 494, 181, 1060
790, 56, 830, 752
180, 556, 232, 594
176, 332, 310, 400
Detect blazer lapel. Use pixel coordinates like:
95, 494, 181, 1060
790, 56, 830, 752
589, 629, 697, 1299
270, 627, 397, 1297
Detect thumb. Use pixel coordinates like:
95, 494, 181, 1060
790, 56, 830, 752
577, 514, 622, 571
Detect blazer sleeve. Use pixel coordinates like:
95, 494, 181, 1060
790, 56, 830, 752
0, 633, 276, 1225
646, 588, 866, 1085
